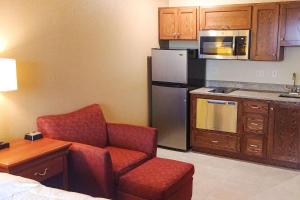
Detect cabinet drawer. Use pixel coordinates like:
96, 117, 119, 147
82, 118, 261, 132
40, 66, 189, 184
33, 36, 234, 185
244, 114, 267, 135
193, 131, 239, 153
244, 101, 269, 114
243, 136, 265, 158
16, 156, 63, 182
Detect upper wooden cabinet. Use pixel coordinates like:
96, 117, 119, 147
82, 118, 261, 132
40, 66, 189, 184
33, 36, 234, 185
159, 8, 178, 40
251, 3, 283, 61
200, 5, 252, 30
279, 2, 300, 46
159, 7, 198, 40
268, 102, 300, 165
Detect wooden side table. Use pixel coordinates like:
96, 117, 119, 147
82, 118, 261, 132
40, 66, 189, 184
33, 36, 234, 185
0, 138, 72, 190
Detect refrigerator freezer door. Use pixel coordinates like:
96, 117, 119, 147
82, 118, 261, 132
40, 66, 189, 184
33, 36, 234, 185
151, 85, 188, 150
151, 49, 188, 84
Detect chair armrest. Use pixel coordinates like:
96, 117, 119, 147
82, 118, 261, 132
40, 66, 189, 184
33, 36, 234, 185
107, 123, 157, 157
68, 142, 114, 198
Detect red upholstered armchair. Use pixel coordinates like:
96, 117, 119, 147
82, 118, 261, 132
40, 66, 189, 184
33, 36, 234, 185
37, 104, 157, 198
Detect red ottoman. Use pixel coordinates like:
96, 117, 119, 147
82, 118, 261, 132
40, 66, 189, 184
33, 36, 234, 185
117, 157, 194, 200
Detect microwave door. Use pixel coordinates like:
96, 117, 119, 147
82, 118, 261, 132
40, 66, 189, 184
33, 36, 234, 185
199, 35, 237, 60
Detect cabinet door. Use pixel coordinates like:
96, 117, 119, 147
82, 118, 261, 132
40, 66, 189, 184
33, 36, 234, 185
268, 103, 300, 164
279, 2, 300, 46
159, 8, 178, 40
178, 7, 198, 40
251, 4, 282, 61
200, 5, 252, 30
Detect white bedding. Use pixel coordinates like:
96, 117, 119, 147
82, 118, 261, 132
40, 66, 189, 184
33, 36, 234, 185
0, 173, 107, 200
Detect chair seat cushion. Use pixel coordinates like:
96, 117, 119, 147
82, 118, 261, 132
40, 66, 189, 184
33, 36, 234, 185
105, 146, 148, 180
118, 157, 194, 200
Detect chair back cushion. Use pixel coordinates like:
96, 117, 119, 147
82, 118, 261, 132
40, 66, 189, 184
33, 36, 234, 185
37, 104, 107, 147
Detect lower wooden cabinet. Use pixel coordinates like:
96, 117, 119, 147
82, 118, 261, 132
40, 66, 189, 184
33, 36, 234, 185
243, 113, 267, 135
268, 102, 300, 165
191, 94, 300, 169
242, 135, 266, 158
192, 131, 240, 153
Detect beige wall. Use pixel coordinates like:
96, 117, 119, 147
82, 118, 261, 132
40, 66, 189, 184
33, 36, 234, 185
169, 0, 300, 85
0, 0, 168, 141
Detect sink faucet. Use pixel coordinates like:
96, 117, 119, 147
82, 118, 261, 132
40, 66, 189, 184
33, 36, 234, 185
285, 72, 299, 94
290, 72, 298, 93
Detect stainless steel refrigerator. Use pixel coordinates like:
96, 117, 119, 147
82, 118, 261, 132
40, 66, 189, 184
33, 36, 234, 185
151, 49, 206, 151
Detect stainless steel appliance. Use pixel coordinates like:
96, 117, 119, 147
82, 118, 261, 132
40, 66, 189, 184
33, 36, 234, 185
196, 99, 238, 133
151, 49, 206, 151
199, 30, 250, 60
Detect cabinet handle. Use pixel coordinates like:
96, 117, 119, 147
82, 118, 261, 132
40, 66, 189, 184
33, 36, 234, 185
272, 53, 276, 57
250, 122, 259, 126
250, 105, 259, 109
249, 144, 259, 148
173, 33, 177, 39
270, 107, 274, 111
34, 168, 48, 176
280, 38, 284, 41
211, 140, 219, 144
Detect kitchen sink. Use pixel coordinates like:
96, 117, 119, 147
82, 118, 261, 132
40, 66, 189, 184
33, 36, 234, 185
279, 93, 300, 99
208, 87, 239, 94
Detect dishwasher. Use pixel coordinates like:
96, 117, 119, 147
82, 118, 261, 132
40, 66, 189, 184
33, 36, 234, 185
196, 99, 238, 133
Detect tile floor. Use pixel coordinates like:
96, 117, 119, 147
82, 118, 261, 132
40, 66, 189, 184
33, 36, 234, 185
157, 148, 300, 200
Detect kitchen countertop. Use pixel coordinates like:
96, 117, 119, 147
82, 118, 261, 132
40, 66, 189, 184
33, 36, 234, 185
190, 87, 300, 103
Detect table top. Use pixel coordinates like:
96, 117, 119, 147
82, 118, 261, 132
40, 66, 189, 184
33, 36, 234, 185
0, 138, 72, 169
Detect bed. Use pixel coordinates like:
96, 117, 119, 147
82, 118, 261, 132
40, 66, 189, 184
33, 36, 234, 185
0, 173, 107, 200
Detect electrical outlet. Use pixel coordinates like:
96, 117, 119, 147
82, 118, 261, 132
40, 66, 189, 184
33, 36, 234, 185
256, 70, 265, 77
272, 70, 279, 78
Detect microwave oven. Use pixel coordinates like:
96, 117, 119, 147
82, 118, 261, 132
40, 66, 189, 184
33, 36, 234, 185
199, 30, 250, 60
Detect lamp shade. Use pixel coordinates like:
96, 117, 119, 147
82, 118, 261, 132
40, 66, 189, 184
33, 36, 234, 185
0, 58, 17, 92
